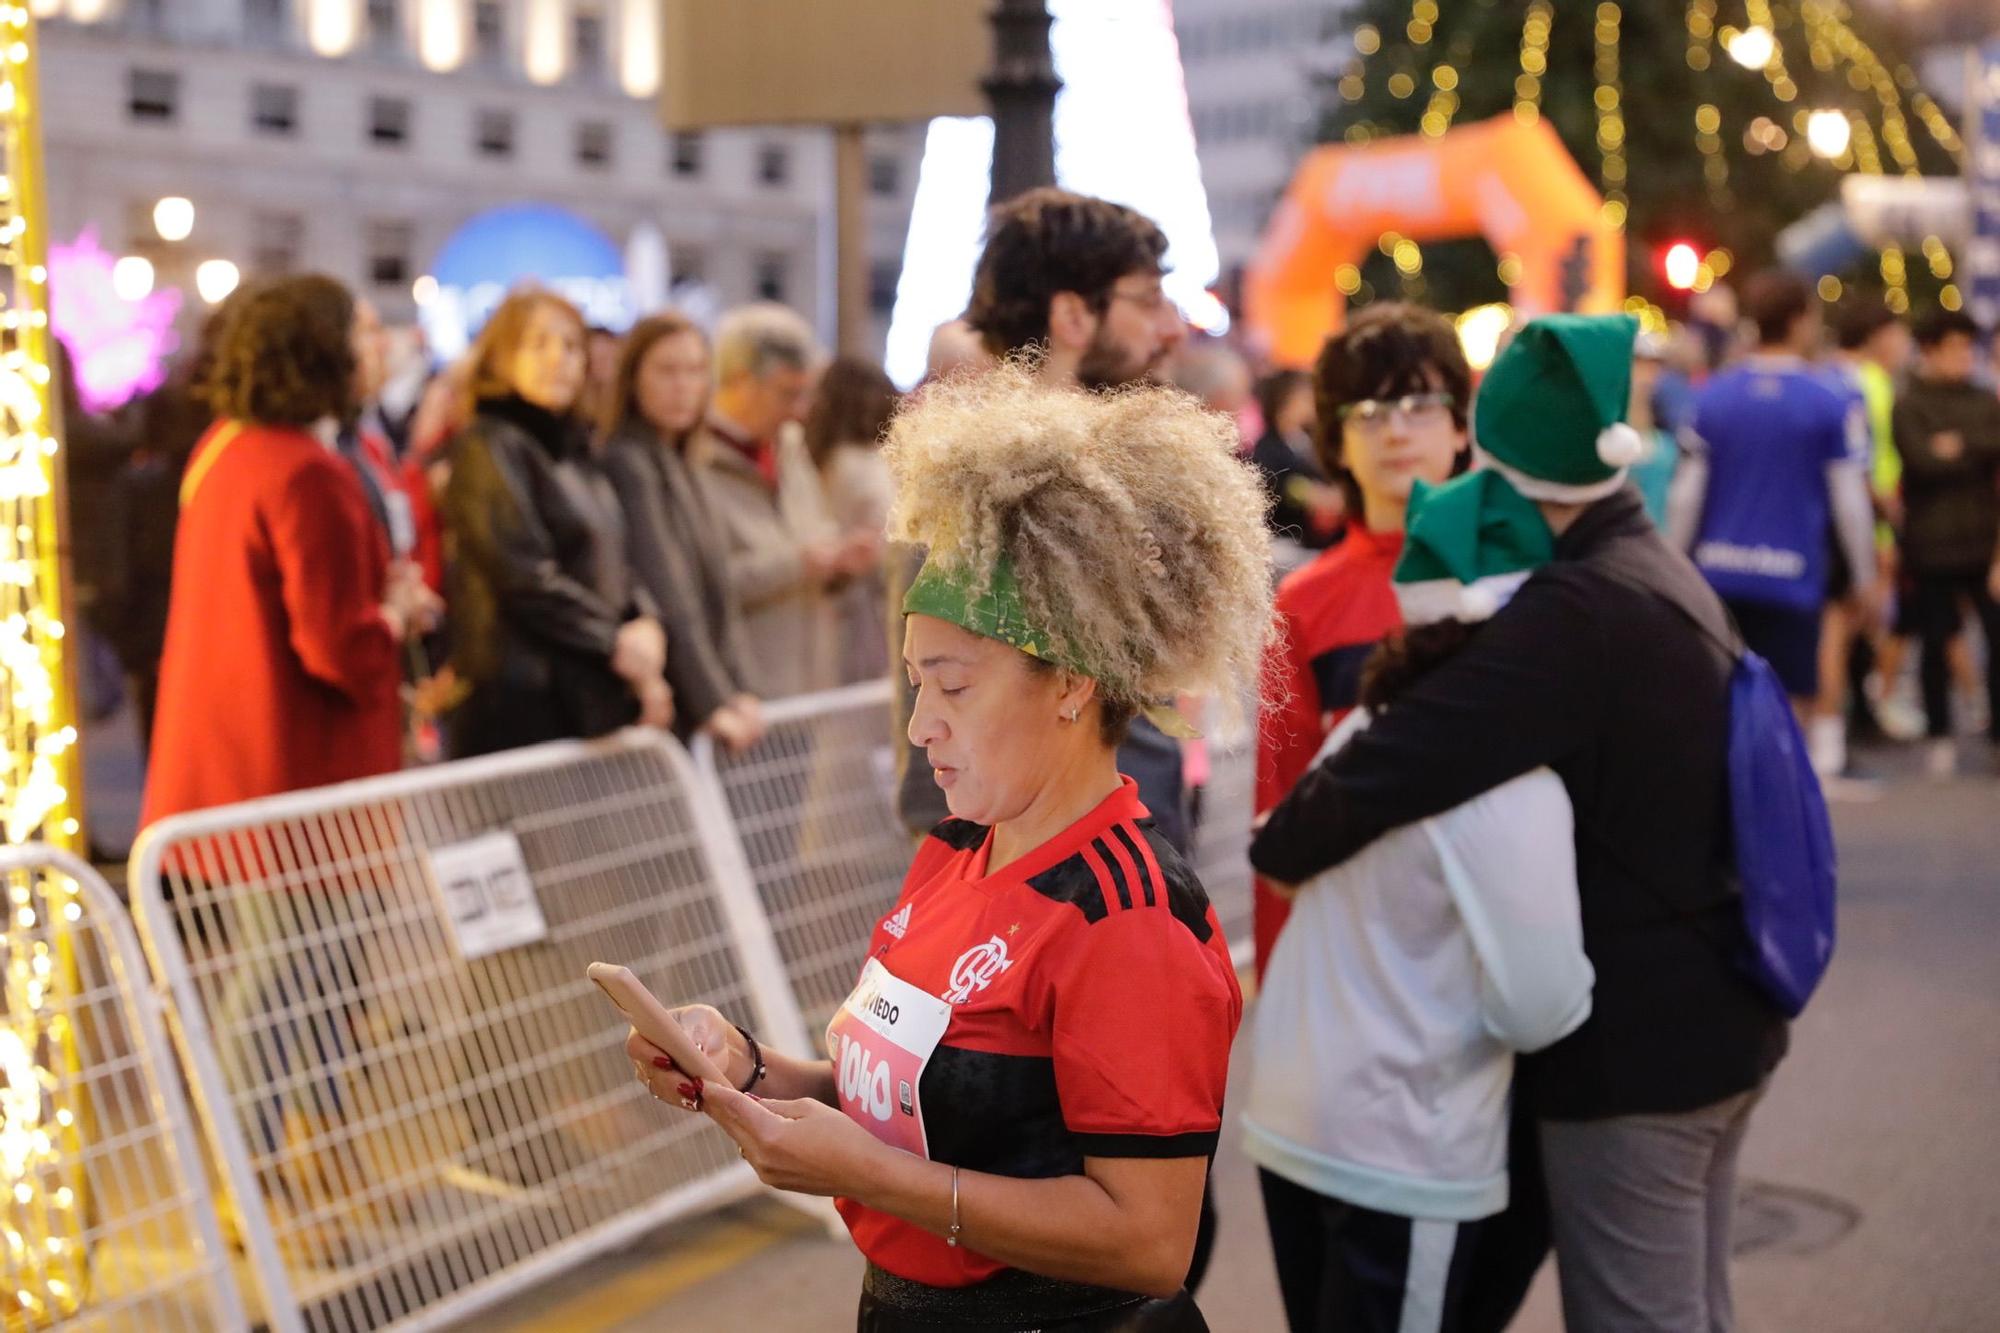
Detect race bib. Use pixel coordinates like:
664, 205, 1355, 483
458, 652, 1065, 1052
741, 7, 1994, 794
826, 957, 952, 1157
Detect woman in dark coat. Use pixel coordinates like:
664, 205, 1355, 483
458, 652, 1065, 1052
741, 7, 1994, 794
599, 312, 766, 752
441, 291, 669, 758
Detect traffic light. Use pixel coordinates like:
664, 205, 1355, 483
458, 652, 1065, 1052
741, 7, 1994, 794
1662, 242, 1702, 292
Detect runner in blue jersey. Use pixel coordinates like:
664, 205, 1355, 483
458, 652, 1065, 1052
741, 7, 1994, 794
1667, 272, 1878, 706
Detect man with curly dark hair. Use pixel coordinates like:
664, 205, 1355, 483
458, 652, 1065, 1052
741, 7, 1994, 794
964, 186, 1185, 391
143, 273, 437, 829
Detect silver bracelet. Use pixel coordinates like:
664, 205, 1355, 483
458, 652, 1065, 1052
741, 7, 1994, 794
946, 1166, 962, 1248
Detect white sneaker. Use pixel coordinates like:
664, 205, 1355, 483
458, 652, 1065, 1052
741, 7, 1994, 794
1926, 739, 1958, 780
1874, 694, 1926, 743
1808, 716, 1847, 779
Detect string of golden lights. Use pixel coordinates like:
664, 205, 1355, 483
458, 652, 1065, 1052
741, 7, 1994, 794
0, 6, 88, 1326
1594, 2, 1627, 229
1512, 1, 1553, 127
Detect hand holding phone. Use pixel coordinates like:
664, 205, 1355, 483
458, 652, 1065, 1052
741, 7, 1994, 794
587, 962, 728, 1085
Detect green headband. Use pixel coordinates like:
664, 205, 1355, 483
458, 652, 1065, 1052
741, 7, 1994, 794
901, 555, 1200, 738
903, 556, 1073, 670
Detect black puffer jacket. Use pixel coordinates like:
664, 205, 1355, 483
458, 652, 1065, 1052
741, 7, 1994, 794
1892, 377, 2000, 575
442, 396, 651, 757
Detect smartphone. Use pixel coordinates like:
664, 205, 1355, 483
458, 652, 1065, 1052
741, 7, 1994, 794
587, 962, 727, 1084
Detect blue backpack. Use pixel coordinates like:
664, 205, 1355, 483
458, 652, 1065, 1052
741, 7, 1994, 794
1724, 649, 1839, 1017
1601, 556, 1838, 1018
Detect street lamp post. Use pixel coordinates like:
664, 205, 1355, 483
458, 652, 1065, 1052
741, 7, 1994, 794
984, 0, 1061, 206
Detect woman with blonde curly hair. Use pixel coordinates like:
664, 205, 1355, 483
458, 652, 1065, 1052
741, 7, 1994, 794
622, 365, 1271, 1330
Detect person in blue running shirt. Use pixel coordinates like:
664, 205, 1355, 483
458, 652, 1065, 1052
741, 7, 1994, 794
1668, 272, 1879, 710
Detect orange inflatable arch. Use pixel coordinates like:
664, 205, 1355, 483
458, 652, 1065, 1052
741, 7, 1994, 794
1244, 114, 1626, 367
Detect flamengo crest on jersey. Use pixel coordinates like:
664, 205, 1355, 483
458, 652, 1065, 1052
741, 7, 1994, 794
883, 903, 912, 939
944, 935, 1012, 1003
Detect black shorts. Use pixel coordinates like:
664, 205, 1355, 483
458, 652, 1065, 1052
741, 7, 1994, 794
1724, 598, 1823, 698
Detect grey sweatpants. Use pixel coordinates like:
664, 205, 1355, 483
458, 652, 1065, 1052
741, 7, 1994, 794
1540, 1087, 1764, 1333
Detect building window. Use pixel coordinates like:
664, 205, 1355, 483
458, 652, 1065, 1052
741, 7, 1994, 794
126, 68, 178, 122
475, 108, 515, 158
572, 6, 606, 82
868, 258, 900, 314
251, 83, 299, 135
124, 0, 167, 35
368, 95, 410, 146
473, 0, 505, 66
244, 0, 289, 43
670, 132, 703, 178
576, 120, 614, 169
252, 212, 304, 276
754, 251, 789, 303
367, 220, 414, 287
868, 155, 900, 197
366, 0, 399, 51
756, 143, 789, 188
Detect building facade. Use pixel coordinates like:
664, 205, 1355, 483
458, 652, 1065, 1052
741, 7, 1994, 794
35, 0, 921, 351
1174, 0, 1347, 283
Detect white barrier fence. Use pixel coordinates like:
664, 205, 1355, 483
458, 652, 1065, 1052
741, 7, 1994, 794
51, 682, 1258, 1333
0, 844, 246, 1332
692, 680, 911, 1050
127, 732, 811, 1333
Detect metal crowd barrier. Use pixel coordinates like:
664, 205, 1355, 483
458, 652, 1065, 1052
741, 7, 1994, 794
127, 732, 809, 1333
0, 844, 246, 1332
691, 679, 912, 1050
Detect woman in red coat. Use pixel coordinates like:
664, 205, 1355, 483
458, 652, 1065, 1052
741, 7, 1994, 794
142, 274, 437, 829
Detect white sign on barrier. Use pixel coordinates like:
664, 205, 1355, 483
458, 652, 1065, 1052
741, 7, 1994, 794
426, 830, 548, 959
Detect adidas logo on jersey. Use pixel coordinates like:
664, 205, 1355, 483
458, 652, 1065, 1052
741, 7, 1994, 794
882, 904, 912, 939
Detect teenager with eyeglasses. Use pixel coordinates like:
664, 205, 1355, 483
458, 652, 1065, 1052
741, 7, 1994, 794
1253, 302, 1470, 980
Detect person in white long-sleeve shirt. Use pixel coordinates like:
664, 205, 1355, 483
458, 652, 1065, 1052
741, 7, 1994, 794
1242, 468, 1594, 1333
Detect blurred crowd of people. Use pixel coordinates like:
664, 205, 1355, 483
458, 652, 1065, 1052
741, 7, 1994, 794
68, 273, 917, 833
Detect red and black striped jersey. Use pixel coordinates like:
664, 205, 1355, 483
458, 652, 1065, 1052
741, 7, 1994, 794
834, 778, 1242, 1288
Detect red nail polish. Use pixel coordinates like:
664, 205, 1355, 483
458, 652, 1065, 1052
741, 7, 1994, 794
676, 1082, 700, 1100
652, 1057, 676, 1071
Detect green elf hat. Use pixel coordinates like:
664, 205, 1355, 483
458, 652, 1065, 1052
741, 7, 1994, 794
1392, 469, 1554, 626
1473, 312, 1645, 504
902, 553, 1201, 738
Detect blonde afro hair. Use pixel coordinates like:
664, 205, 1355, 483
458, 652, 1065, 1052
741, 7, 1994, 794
885, 361, 1274, 711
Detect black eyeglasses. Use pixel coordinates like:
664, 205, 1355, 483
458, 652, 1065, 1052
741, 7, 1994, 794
1336, 391, 1456, 432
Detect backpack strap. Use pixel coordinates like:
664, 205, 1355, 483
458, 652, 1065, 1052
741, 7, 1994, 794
1585, 539, 1746, 669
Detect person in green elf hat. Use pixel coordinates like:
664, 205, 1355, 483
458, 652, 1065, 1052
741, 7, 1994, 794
625, 363, 1273, 1331
1255, 313, 1789, 1333
1243, 466, 1594, 1333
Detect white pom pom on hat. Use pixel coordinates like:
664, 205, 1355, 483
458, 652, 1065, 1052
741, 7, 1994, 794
1596, 422, 1645, 469
1457, 583, 1500, 622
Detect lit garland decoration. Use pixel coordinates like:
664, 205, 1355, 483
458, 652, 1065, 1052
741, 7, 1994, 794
1419, 26, 1473, 141
0, 6, 89, 1328
1594, 2, 1626, 228
1513, 2, 1552, 127
1685, 0, 1715, 73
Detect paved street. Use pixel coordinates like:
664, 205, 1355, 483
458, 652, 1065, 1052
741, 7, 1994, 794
472, 752, 1999, 1331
